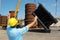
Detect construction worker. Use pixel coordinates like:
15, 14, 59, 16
6, 15, 37, 40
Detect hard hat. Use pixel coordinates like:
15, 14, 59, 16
8, 18, 18, 26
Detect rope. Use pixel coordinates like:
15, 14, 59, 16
55, 0, 57, 16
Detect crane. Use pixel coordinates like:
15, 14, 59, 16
14, 0, 22, 18
55, 0, 57, 16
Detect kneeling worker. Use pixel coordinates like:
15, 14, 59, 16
6, 16, 37, 40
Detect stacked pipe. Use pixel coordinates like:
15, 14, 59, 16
1, 16, 7, 25
25, 3, 37, 28
9, 11, 15, 18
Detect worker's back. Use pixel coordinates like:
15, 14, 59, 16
6, 25, 29, 40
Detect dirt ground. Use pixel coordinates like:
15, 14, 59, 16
0, 28, 60, 40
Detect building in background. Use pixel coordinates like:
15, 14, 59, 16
0, 14, 7, 29
0, 14, 1, 25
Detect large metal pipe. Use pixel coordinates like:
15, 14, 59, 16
25, 3, 37, 27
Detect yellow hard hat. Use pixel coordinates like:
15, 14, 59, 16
8, 18, 18, 26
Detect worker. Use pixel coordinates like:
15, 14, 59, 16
6, 15, 37, 40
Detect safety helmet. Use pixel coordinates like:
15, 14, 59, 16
8, 18, 18, 26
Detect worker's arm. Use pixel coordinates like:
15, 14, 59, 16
27, 16, 38, 28
16, 16, 37, 34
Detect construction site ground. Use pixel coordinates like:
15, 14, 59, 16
0, 26, 60, 40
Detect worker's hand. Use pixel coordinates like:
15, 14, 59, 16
34, 16, 38, 22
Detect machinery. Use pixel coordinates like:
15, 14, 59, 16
14, 0, 21, 18
25, 0, 58, 32
0, 0, 22, 29
9, 0, 21, 18
33, 3, 58, 32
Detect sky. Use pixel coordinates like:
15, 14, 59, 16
0, 0, 60, 19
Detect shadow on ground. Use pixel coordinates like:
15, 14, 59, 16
28, 29, 51, 33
